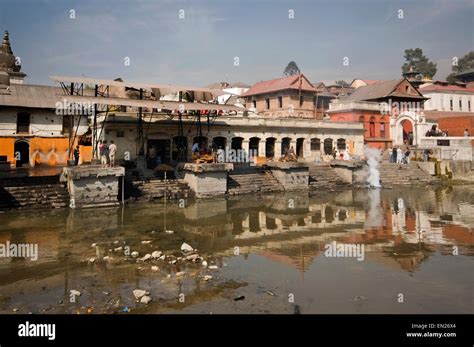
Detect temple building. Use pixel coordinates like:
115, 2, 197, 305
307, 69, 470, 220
0, 30, 89, 168
327, 78, 431, 149
93, 74, 365, 165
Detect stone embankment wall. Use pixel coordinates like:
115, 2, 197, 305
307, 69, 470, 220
0, 176, 68, 211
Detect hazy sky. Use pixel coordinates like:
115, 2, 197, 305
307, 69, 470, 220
1, 0, 473, 86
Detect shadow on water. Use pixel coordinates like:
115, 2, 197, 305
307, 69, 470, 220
0, 185, 472, 314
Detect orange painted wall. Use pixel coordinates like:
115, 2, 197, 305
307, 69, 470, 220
0, 138, 15, 165
30, 138, 70, 166
79, 145, 92, 164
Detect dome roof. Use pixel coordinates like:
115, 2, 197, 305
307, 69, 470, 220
0, 31, 21, 72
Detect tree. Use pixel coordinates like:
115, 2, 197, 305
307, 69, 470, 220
401, 48, 437, 79
446, 51, 474, 83
283, 61, 301, 76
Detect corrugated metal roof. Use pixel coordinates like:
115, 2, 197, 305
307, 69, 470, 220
65, 95, 244, 112
50, 75, 228, 97
0, 84, 62, 108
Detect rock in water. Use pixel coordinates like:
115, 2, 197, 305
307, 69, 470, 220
202, 261, 208, 268
165, 230, 175, 234
131, 251, 139, 258
175, 271, 185, 277
181, 242, 194, 252
203, 275, 213, 281
151, 251, 162, 259
186, 254, 200, 262
141, 240, 152, 244
141, 254, 152, 261
208, 265, 218, 270
151, 266, 159, 272
140, 295, 152, 304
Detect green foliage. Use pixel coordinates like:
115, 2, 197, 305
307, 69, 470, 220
401, 48, 437, 79
446, 51, 474, 83
283, 61, 301, 76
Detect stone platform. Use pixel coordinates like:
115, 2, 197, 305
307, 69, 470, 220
61, 166, 125, 208
265, 162, 309, 190
182, 163, 233, 198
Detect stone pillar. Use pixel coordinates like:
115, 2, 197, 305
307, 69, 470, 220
275, 140, 282, 159
259, 211, 267, 231
259, 140, 266, 157
242, 139, 250, 160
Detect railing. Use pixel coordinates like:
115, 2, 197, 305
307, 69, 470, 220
328, 100, 383, 112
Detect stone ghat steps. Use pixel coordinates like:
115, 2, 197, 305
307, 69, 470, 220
378, 162, 437, 185
0, 183, 69, 210
227, 170, 284, 195
308, 164, 350, 190
128, 178, 192, 200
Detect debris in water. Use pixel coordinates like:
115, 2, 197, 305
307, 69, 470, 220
114, 246, 123, 252
266, 291, 275, 296
202, 275, 213, 281
165, 230, 175, 234
208, 265, 218, 270
176, 271, 185, 277
151, 251, 162, 259
140, 295, 152, 304
151, 266, 159, 272
234, 296, 245, 301
181, 242, 194, 252
202, 261, 208, 268
141, 240, 152, 244
141, 254, 152, 261
121, 306, 130, 313
70, 289, 81, 297
131, 251, 139, 258
133, 289, 147, 300
352, 295, 367, 301
186, 254, 200, 262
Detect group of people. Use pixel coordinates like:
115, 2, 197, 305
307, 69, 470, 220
332, 147, 351, 161
389, 146, 411, 164
98, 140, 117, 168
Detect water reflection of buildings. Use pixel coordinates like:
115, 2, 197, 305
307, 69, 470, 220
0, 187, 472, 295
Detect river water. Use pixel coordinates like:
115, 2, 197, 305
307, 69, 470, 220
0, 185, 472, 314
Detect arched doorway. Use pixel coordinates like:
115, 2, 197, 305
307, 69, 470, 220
296, 138, 305, 157
401, 119, 414, 145
249, 137, 260, 156
369, 116, 376, 137
213, 136, 226, 150
337, 138, 346, 150
172, 136, 187, 162
281, 137, 291, 156
231, 137, 243, 151
266, 137, 275, 158
14, 140, 30, 168
324, 138, 333, 155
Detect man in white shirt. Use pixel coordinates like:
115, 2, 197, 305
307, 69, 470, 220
108, 140, 117, 167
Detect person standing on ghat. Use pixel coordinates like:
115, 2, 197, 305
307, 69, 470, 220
73, 145, 80, 166
396, 147, 403, 164
100, 140, 109, 168
109, 141, 117, 168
